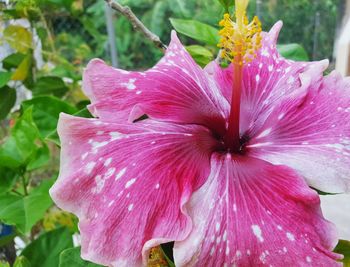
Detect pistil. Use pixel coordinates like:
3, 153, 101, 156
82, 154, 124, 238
225, 60, 243, 152
218, 0, 262, 153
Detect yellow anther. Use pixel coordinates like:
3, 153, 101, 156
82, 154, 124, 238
218, 0, 262, 65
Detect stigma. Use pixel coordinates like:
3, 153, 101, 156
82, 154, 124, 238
218, 0, 262, 65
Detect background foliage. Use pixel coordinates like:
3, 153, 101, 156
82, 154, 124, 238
0, 0, 347, 266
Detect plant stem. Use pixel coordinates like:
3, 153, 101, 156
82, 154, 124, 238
104, 0, 167, 50
21, 175, 28, 196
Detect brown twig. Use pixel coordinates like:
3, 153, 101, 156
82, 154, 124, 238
104, 0, 167, 50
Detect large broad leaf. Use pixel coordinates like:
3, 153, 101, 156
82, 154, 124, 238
0, 86, 16, 120
21, 96, 78, 138
32, 76, 68, 97
13, 256, 31, 267
21, 227, 73, 267
334, 240, 350, 266
277, 43, 309, 61
186, 45, 214, 67
0, 72, 12, 88
3, 25, 32, 53
170, 18, 219, 46
0, 179, 54, 233
0, 167, 18, 193
59, 247, 103, 267
0, 107, 42, 168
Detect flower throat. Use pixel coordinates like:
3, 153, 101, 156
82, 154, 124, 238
218, 0, 262, 153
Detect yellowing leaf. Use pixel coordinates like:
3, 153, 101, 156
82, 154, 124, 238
11, 55, 31, 81
3, 25, 32, 53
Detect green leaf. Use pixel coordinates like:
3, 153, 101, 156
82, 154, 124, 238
72, 107, 93, 118
46, 107, 92, 146
21, 228, 73, 267
311, 187, 338, 195
27, 143, 50, 171
21, 96, 78, 138
0, 86, 16, 120
0, 166, 18, 193
13, 256, 31, 267
0, 179, 54, 233
0, 72, 13, 88
217, 0, 234, 11
186, 45, 214, 67
170, 18, 219, 46
277, 44, 309, 61
11, 54, 32, 81
150, 1, 168, 36
59, 247, 103, 267
32, 76, 69, 97
3, 25, 32, 53
334, 240, 350, 266
0, 107, 41, 168
160, 246, 175, 267
2, 53, 26, 70
0, 261, 10, 267
46, 130, 60, 146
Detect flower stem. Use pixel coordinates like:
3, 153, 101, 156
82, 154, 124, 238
225, 61, 243, 153
21, 174, 28, 196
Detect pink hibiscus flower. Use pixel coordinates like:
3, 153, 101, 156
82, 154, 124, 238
50, 16, 350, 267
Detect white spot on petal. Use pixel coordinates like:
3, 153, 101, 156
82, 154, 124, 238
85, 162, 96, 174
252, 225, 264, 242
92, 141, 108, 150
110, 132, 122, 141
81, 152, 89, 160
257, 128, 272, 139
286, 232, 295, 241
104, 158, 112, 167
125, 178, 136, 188
278, 113, 285, 120
115, 167, 127, 180
108, 200, 115, 207
215, 222, 220, 232
122, 78, 137, 90
105, 167, 116, 178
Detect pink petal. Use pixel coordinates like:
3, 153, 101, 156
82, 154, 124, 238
174, 155, 342, 266
205, 22, 329, 134
248, 71, 350, 193
50, 114, 217, 266
83, 31, 229, 135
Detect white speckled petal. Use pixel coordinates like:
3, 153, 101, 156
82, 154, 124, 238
248, 71, 350, 193
50, 114, 216, 267
174, 154, 342, 266
83, 31, 229, 134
